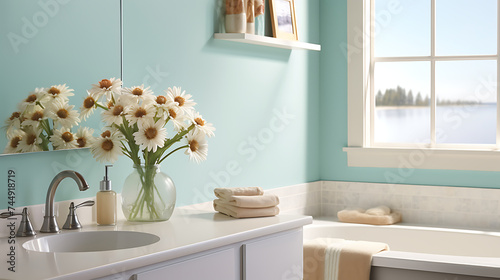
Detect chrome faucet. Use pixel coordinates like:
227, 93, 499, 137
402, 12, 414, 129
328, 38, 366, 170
40, 171, 90, 233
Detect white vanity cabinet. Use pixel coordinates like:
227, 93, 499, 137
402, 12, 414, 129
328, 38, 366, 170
100, 228, 304, 280
133, 248, 240, 280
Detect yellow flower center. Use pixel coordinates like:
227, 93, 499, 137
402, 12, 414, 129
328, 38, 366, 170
48, 87, 60, 96
31, 111, 43, 121
112, 105, 124, 116
189, 140, 199, 152
57, 109, 69, 119
194, 117, 205, 126
101, 130, 111, 138
77, 137, 86, 148
99, 79, 113, 89
25, 94, 37, 103
156, 95, 167, 105
145, 127, 158, 140
132, 88, 143, 96
61, 132, 74, 142
10, 137, 21, 148
135, 108, 147, 118
107, 101, 114, 109
168, 109, 177, 119
101, 139, 114, 151
174, 96, 185, 106
83, 97, 95, 109
10, 112, 21, 120
26, 134, 36, 145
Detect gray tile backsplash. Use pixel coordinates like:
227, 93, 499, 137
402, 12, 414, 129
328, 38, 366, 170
321, 181, 500, 229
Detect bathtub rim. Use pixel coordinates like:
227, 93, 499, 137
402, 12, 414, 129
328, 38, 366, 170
306, 217, 500, 279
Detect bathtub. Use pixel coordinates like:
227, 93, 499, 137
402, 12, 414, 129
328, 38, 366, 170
304, 218, 500, 280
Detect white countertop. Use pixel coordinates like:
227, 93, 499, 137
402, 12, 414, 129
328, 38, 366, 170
0, 208, 311, 280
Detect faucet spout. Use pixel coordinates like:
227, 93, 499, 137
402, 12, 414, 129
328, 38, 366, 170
40, 171, 89, 233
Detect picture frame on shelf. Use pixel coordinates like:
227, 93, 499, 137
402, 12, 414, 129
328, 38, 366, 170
269, 0, 298, 41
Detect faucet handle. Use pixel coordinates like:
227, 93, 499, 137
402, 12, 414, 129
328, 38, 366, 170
0, 207, 36, 237
62, 200, 95, 230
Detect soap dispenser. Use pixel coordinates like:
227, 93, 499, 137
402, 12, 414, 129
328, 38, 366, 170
96, 165, 117, 225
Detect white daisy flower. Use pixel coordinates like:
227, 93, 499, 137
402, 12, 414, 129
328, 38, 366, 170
43, 84, 74, 102
124, 103, 155, 127
167, 107, 188, 132
101, 96, 128, 126
5, 112, 24, 138
46, 99, 80, 128
165, 86, 196, 114
91, 130, 124, 163
189, 112, 215, 138
80, 91, 98, 120
184, 130, 208, 163
50, 127, 78, 150
152, 94, 174, 120
88, 78, 122, 101
18, 126, 43, 153
75, 127, 95, 148
4, 130, 25, 154
19, 88, 49, 112
133, 119, 167, 153
121, 85, 155, 104
21, 106, 46, 128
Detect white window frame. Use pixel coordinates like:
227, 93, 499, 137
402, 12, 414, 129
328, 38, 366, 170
344, 0, 500, 171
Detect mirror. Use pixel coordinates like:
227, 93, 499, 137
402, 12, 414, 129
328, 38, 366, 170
0, 0, 122, 155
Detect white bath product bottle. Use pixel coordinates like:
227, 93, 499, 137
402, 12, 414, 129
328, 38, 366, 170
225, 0, 246, 33
96, 165, 117, 226
246, 0, 255, 34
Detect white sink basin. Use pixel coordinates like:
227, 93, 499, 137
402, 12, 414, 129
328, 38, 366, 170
23, 231, 160, 253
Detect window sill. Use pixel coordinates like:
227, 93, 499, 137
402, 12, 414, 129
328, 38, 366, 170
343, 147, 500, 171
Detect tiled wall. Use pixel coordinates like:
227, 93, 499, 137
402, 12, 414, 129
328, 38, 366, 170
321, 181, 500, 230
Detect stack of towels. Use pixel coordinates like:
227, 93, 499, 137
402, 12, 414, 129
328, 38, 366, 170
213, 187, 280, 218
337, 205, 402, 225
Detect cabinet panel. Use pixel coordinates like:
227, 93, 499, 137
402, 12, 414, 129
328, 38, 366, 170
134, 248, 239, 280
243, 229, 303, 280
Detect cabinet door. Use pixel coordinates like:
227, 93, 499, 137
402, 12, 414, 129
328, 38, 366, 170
134, 248, 239, 280
243, 229, 303, 280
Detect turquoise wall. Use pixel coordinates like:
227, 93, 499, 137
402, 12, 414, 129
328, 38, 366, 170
123, 0, 320, 205
1, 0, 320, 207
319, 0, 500, 189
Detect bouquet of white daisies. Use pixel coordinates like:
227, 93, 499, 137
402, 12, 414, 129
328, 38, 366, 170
82, 78, 215, 166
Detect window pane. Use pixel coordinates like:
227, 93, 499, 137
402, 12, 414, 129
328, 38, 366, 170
374, 0, 430, 57
374, 62, 431, 143
436, 0, 497, 56
436, 60, 497, 144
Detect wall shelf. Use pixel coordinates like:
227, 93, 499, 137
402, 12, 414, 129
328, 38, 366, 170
214, 33, 321, 51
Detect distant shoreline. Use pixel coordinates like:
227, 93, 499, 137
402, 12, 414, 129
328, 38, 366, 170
377, 104, 495, 110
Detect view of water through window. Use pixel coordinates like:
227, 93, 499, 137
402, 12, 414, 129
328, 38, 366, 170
373, 0, 498, 145
375, 105, 496, 144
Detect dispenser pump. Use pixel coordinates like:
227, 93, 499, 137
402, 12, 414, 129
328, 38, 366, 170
100, 165, 112, 191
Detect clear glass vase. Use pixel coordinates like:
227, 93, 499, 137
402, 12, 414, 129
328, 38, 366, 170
121, 164, 176, 222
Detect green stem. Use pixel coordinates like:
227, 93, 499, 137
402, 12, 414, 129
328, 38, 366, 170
96, 103, 109, 110
158, 145, 188, 164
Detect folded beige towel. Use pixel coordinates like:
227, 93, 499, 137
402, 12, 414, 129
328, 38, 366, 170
214, 194, 279, 208
214, 187, 264, 200
303, 238, 389, 280
337, 208, 401, 225
365, 205, 390, 216
213, 200, 279, 218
